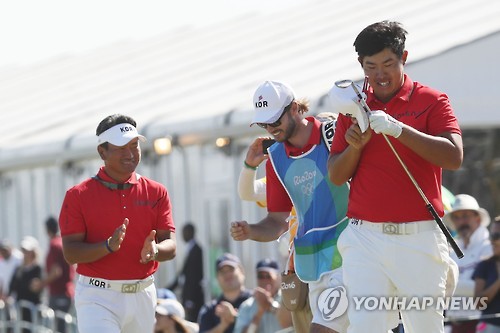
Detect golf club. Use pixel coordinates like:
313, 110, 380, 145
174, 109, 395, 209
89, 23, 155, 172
334, 79, 464, 259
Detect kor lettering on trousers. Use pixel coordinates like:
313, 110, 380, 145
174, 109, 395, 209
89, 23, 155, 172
89, 278, 106, 288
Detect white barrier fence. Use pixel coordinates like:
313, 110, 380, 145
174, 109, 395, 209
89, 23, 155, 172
0, 299, 77, 333
2, 297, 498, 333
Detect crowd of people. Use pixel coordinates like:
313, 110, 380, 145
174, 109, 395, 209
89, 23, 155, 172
2, 20, 500, 333
0, 216, 75, 333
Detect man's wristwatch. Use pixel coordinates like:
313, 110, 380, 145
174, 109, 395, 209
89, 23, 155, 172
270, 300, 280, 313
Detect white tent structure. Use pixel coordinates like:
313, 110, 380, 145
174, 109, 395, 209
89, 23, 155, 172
1, 0, 500, 290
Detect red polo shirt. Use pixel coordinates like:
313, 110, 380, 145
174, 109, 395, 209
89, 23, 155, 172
331, 75, 461, 222
266, 117, 322, 212
59, 167, 175, 279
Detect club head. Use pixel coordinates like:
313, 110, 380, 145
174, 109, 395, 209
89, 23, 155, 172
334, 79, 354, 89
329, 80, 369, 132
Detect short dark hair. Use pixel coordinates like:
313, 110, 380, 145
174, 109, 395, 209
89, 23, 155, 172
354, 20, 408, 61
183, 223, 195, 234
96, 114, 138, 148
45, 216, 59, 234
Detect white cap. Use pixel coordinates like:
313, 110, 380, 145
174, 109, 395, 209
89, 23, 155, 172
97, 123, 146, 147
328, 81, 369, 132
155, 299, 199, 333
251, 81, 295, 125
20, 236, 39, 252
156, 299, 185, 318
442, 194, 491, 231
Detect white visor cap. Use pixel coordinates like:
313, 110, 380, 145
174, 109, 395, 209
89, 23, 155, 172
97, 123, 146, 147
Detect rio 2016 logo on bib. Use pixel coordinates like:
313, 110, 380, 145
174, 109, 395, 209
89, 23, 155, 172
318, 286, 348, 321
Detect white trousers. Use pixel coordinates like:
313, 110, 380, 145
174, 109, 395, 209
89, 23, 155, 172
75, 277, 157, 333
308, 268, 349, 332
338, 219, 454, 333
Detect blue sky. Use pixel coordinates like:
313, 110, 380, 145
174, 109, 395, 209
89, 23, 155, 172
0, 0, 308, 67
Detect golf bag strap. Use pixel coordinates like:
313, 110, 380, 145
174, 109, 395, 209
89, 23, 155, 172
321, 120, 335, 152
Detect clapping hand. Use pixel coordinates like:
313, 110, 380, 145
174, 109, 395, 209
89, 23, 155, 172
140, 230, 157, 263
107, 218, 129, 252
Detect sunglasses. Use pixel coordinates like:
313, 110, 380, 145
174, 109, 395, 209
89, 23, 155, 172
257, 102, 293, 129
490, 232, 500, 241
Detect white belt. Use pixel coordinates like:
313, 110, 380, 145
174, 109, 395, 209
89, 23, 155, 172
78, 275, 154, 293
350, 218, 438, 235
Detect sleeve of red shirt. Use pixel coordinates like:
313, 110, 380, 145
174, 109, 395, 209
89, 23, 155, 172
265, 159, 293, 213
426, 92, 462, 136
59, 187, 86, 236
154, 186, 176, 233
330, 113, 352, 156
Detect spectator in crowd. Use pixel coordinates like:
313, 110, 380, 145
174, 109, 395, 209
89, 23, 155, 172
443, 194, 492, 332
155, 298, 200, 333
234, 258, 292, 333
198, 253, 251, 333
0, 239, 23, 300
168, 223, 205, 322
9, 236, 43, 333
31, 216, 76, 332
473, 216, 500, 332
0, 238, 23, 333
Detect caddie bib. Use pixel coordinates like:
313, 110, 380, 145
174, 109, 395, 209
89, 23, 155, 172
268, 122, 349, 282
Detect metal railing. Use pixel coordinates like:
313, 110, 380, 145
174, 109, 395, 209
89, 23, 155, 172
0, 299, 77, 333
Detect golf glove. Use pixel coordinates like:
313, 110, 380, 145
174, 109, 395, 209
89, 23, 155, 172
369, 110, 403, 138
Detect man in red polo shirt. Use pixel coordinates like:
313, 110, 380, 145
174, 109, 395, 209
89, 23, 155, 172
328, 21, 463, 332
59, 114, 177, 333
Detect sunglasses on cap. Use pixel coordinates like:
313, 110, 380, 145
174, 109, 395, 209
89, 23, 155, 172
490, 232, 500, 241
256, 102, 293, 129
